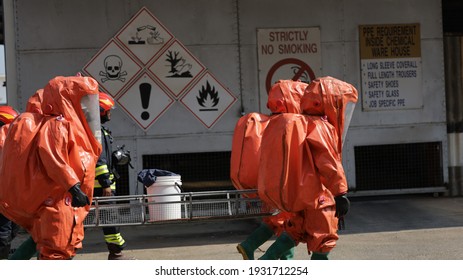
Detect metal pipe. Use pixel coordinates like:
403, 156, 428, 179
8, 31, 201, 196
444, 35, 463, 196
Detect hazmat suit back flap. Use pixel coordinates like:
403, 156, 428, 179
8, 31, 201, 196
0, 76, 102, 231
230, 112, 269, 195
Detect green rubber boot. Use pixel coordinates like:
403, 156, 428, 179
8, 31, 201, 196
9, 236, 38, 260
0, 242, 10, 259
259, 232, 295, 260
237, 223, 274, 260
311, 252, 329, 260
279, 247, 295, 260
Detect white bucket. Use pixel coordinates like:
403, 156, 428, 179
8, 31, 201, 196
145, 176, 182, 221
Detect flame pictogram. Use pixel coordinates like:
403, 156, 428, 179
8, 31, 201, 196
197, 81, 219, 111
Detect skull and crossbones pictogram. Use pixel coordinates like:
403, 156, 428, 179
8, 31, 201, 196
99, 55, 128, 83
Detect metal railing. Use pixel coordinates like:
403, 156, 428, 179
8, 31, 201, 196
84, 189, 274, 227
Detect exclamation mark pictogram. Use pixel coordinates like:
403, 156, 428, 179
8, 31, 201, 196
140, 82, 151, 120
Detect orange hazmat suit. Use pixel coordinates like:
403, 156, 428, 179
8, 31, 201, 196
230, 112, 269, 198
258, 76, 358, 253
0, 76, 102, 259
231, 80, 308, 233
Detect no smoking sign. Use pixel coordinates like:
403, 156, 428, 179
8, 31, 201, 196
265, 58, 316, 93
257, 27, 321, 113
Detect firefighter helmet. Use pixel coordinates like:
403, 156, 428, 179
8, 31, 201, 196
98, 92, 115, 116
0, 105, 19, 126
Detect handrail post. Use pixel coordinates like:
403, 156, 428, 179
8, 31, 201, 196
94, 199, 100, 226
234, 191, 240, 215
140, 196, 145, 224
188, 192, 193, 220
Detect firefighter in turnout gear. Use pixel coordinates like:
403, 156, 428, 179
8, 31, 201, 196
95, 92, 133, 260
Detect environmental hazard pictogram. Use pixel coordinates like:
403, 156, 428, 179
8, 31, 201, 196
149, 40, 206, 98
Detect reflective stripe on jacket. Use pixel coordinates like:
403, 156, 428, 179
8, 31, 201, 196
94, 126, 116, 190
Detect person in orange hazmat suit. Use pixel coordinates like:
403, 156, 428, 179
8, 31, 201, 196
231, 80, 308, 259
0, 76, 102, 260
257, 76, 358, 260
7, 89, 48, 260
0, 106, 20, 259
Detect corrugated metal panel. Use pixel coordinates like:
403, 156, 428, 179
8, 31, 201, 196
5, 0, 448, 196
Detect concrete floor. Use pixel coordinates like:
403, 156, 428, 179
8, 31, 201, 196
64, 194, 463, 260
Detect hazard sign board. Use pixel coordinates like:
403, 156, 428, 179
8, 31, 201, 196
359, 23, 422, 111
257, 27, 321, 113
180, 71, 237, 129
82, 6, 236, 132
148, 39, 206, 98
115, 7, 174, 66
117, 71, 174, 130
83, 39, 142, 98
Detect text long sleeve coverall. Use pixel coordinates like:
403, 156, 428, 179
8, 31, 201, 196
0, 76, 102, 259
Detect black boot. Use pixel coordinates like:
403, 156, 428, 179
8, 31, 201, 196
259, 232, 295, 260
107, 243, 136, 260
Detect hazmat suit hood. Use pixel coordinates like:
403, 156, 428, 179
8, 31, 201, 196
300, 76, 358, 151
266, 80, 308, 114
26, 89, 44, 114
40, 76, 102, 145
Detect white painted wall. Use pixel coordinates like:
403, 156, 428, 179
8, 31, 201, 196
5, 0, 446, 194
